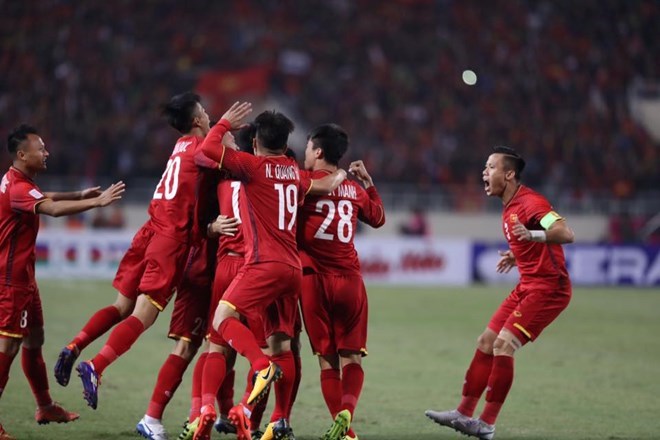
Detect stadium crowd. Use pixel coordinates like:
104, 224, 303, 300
1, 0, 658, 208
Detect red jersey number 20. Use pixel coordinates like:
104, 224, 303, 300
153, 157, 181, 200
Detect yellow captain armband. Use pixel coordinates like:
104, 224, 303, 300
540, 211, 563, 230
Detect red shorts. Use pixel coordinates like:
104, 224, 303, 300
0, 285, 44, 338
113, 227, 189, 310
221, 262, 301, 340
263, 294, 300, 340
207, 254, 266, 347
487, 284, 571, 345
300, 273, 368, 356
168, 247, 213, 346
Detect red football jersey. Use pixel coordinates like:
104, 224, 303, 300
145, 135, 218, 243
297, 169, 385, 275
202, 120, 311, 267
502, 185, 570, 289
216, 177, 245, 256
0, 167, 49, 288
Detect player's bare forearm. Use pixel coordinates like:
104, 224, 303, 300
546, 221, 575, 244
44, 191, 83, 201
512, 219, 575, 244
37, 182, 125, 217
309, 169, 347, 195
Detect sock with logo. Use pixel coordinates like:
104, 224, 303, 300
146, 354, 189, 419
480, 355, 514, 425
458, 349, 494, 417
201, 352, 227, 408
91, 316, 145, 375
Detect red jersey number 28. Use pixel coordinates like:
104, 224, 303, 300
314, 199, 353, 243
274, 183, 298, 230
153, 157, 181, 200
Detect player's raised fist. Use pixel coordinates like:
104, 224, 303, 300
221, 102, 253, 128
349, 160, 374, 188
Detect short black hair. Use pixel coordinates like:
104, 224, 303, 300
7, 124, 38, 154
493, 146, 525, 180
235, 123, 257, 153
284, 148, 297, 160
308, 123, 349, 166
254, 111, 294, 152
162, 92, 201, 134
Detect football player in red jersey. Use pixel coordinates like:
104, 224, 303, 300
52, 93, 249, 412
192, 105, 347, 440
426, 146, 575, 440
0, 124, 125, 439
297, 124, 385, 440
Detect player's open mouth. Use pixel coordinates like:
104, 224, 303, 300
483, 178, 490, 191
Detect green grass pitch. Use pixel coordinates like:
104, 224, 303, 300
1, 281, 659, 439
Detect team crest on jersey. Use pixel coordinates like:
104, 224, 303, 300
29, 189, 44, 199
509, 213, 518, 224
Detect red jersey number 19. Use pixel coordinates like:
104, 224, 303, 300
274, 183, 297, 231
153, 157, 181, 200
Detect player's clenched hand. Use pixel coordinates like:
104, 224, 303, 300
96, 181, 126, 207
80, 186, 102, 199
210, 215, 240, 237
512, 221, 532, 241
221, 102, 252, 128
222, 131, 239, 151
496, 249, 516, 273
349, 160, 374, 188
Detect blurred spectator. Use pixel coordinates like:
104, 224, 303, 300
1, 0, 658, 211
399, 206, 430, 237
91, 205, 126, 229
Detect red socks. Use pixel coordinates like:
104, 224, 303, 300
458, 349, 494, 417
0, 351, 12, 398
320, 368, 342, 417
201, 352, 227, 408
21, 347, 52, 407
91, 315, 144, 375
146, 354, 189, 419
341, 363, 364, 417
480, 355, 514, 425
218, 369, 235, 415
71, 305, 122, 351
189, 352, 208, 421
270, 351, 295, 421
288, 352, 302, 417
218, 317, 269, 372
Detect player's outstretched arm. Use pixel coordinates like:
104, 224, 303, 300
201, 102, 252, 164
309, 169, 347, 195
36, 181, 126, 217
512, 219, 575, 244
44, 186, 103, 201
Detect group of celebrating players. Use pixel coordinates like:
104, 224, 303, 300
0, 91, 575, 440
